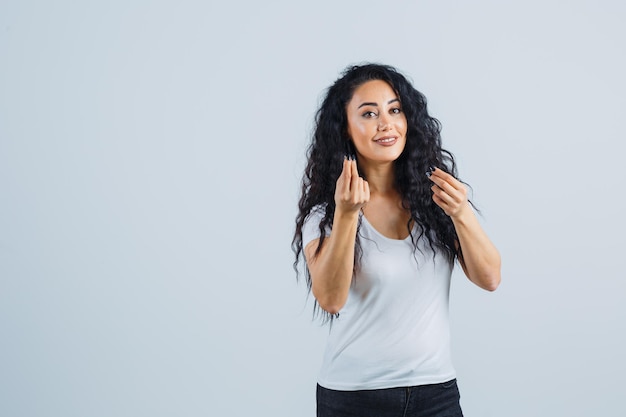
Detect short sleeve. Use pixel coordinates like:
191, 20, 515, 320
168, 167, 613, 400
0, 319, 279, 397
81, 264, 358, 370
301, 205, 331, 248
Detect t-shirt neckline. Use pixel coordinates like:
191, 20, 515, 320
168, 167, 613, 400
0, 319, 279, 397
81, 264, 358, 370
360, 213, 415, 243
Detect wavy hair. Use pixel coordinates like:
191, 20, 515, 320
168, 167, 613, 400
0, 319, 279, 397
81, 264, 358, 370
292, 63, 468, 318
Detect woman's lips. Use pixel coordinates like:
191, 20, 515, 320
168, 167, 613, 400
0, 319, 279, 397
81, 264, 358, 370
374, 137, 398, 146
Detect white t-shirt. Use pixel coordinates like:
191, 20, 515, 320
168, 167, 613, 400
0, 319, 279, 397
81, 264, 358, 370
302, 208, 456, 390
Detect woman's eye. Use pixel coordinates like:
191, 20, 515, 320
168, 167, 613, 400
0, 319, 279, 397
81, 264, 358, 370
391, 108, 402, 114
363, 111, 377, 118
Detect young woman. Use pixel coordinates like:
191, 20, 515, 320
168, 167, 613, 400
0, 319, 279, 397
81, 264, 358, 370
293, 63, 501, 417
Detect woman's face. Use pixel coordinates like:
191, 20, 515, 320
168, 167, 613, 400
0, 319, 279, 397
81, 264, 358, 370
345, 79, 407, 164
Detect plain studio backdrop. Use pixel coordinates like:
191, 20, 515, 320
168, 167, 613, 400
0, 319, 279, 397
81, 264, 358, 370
1, 1, 625, 416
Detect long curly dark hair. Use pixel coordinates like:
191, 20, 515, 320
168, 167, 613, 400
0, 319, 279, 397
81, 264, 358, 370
292, 63, 467, 313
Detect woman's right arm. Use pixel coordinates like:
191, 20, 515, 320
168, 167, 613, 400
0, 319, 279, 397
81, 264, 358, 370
304, 159, 369, 315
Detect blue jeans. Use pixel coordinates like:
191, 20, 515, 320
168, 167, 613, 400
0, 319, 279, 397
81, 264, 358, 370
316, 379, 463, 417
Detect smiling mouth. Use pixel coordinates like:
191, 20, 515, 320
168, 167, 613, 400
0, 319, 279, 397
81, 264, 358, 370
375, 137, 397, 143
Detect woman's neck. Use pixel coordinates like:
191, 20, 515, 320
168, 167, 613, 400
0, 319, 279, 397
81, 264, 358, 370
359, 159, 396, 194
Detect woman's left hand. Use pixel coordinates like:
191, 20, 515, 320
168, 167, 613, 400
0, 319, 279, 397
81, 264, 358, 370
429, 168, 469, 219
429, 168, 501, 291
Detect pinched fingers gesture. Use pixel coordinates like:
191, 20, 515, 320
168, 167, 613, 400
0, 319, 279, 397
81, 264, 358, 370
429, 168, 469, 218
335, 157, 370, 214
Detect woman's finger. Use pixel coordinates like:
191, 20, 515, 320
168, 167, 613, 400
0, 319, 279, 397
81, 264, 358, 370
363, 179, 370, 202
430, 169, 466, 203
350, 158, 360, 178
350, 161, 361, 195
431, 168, 461, 188
431, 185, 455, 205
432, 193, 447, 209
429, 171, 459, 194
337, 157, 352, 193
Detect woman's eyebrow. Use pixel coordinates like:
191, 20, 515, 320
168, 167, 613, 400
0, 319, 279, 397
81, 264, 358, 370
357, 98, 400, 109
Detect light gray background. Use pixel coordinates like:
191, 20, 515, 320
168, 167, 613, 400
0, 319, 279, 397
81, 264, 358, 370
1, 1, 625, 416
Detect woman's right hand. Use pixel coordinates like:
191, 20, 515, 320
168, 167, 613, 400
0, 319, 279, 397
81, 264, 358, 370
334, 157, 370, 215
306, 157, 369, 314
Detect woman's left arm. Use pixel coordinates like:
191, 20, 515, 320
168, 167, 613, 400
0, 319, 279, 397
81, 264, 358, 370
429, 168, 501, 291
